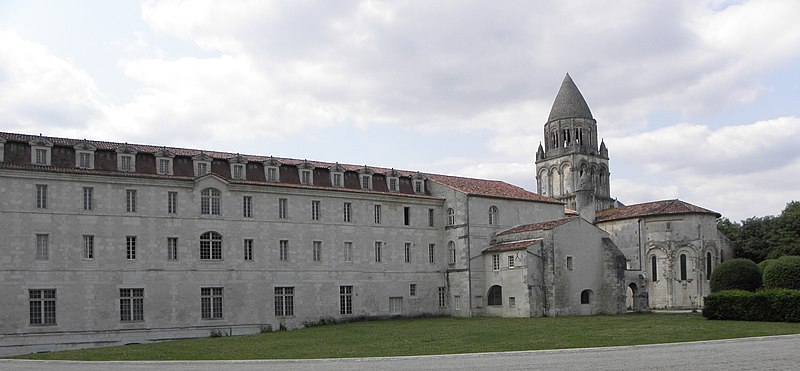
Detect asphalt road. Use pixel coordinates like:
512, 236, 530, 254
2, 334, 799, 370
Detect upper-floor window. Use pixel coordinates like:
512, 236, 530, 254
264, 157, 281, 182
488, 206, 499, 226
428, 208, 435, 227
229, 155, 248, 180
508, 255, 515, 269
298, 161, 314, 185
158, 159, 171, 175
242, 196, 252, 218
343, 202, 352, 223
193, 153, 212, 177
0, 137, 5, 162
168, 191, 178, 214
374, 204, 382, 224
78, 152, 92, 168
300, 170, 312, 185
29, 137, 53, 166
448, 241, 456, 265
126, 189, 137, 213
266, 167, 279, 182
414, 179, 424, 194
279, 198, 288, 219
116, 145, 137, 172
201, 188, 221, 215
388, 177, 398, 192
232, 165, 244, 179
492, 254, 500, 271
332, 173, 343, 187
197, 162, 209, 176
119, 155, 134, 172
200, 231, 223, 260
403, 207, 411, 226
36, 184, 47, 209
154, 149, 174, 175
35, 234, 49, 260
311, 200, 321, 221
447, 208, 455, 226
361, 175, 372, 190
83, 187, 93, 211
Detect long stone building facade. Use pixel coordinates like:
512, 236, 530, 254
0, 74, 730, 356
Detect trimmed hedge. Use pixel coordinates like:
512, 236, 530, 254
757, 259, 777, 273
709, 258, 762, 292
763, 256, 800, 290
702, 289, 800, 322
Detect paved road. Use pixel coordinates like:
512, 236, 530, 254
3, 334, 799, 370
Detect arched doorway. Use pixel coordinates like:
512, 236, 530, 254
580, 289, 594, 315
627, 283, 639, 311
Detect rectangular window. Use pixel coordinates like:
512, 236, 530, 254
233, 165, 244, 179
374, 205, 381, 224
567, 256, 574, 270
158, 159, 170, 174
311, 200, 320, 221
83, 235, 94, 259
35, 234, 49, 260
35, 148, 47, 165
167, 237, 178, 260
126, 189, 137, 213
340, 285, 353, 315
79, 152, 92, 168
508, 255, 515, 269
404, 242, 411, 263
201, 287, 223, 319
29, 289, 56, 325
344, 241, 353, 262
403, 207, 410, 226
450, 246, 456, 264
454, 295, 462, 311
278, 198, 288, 219
36, 184, 47, 209
415, 180, 423, 193
120, 288, 144, 322
168, 191, 178, 214
492, 254, 500, 271
409, 283, 417, 297
267, 167, 278, 182
120, 155, 132, 171
438, 286, 446, 308
374, 241, 382, 263
389, 297, 402, 315
343, 202, 352, 222
361, 175, 371, 189
313, 241, 322, 262
428, 208, 434, 227
244, 239, 254, 261
83, 187, 93, 211
509, 297, 516, 308
388, 178, 397, 191
428, 244, 435, 263
200, 233, 222, 260
279, 239, 289, 261
243, 196, 252, 218
126, 236, 136, 260
332, 173, 342, 187
300, 170, 311, 185
274, 287, 294, 316
197, 162, 208, 176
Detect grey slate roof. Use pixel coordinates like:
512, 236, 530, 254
547, 73, 594, 122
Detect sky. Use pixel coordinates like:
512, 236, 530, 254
1, 0, 798, 222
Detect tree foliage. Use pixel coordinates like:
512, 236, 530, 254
718, 201, 800, 262
762, 256, 800, 290
709, 258, 762, 293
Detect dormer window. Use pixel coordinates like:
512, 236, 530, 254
359, 166, 373, 190
228, 154, 248, 180
385, 169, 400, 192
192, 153, 213, 177
412, 172, 426, 194
73, 140, 96, 169
264, 157, 281, 182
116, 145, 137, 172
298, 161, 314, 185
29, 137, 53, 166
154, 148, 175, 175
0, 137, 5, 162
330, 163, 345, 188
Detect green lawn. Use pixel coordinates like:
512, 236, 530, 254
15, 313, 800, 361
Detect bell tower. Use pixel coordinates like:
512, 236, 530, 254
535, 74, 613, 211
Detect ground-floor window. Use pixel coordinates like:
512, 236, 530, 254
389, 297, 402, 315
487, 285, 502, 306
120, 288, 144, 322
201, 287, 223, 319
275, 287, 294, 316
340, 285, 353, 315
581, 289, 594, 304
29, 289, 56, 325
438, 286, 446, 308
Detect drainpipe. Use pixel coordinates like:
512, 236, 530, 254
466, 194, 472, 316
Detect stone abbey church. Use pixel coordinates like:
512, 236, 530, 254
0, 74, 731, 355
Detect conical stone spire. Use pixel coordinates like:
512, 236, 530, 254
547, 73, 593, 123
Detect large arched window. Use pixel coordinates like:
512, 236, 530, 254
201, 188, 221, 215
651, 256, 658, 281
487, 285, 502, 306
447, 208, 455, 226
706, 252, 713, 280
488, 206, 498, 226
200, 231, 223, 260
679, 253, 688, 281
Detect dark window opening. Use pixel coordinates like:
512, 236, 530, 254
487, 285, 502, 306
680, 254, 687, 281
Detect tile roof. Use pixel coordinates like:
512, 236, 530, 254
594, 199, 721, 223
427, 174, 563, 203
483, 239, 542, 253
496, 217, 577, 236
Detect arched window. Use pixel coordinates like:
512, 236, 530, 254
201, 188, 221, 215
448, 241, 456, 264
487, 285, 502, 306
580, 289, 593, 304
488, 206, 498, 226
706, 252, 713, 280
447, 208, 455, 226
679, 254, 688, 281
200, 231, 222, 260
651, 256, 658, 281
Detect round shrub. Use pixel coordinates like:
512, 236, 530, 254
763, 256, 800, 290
709, 258, 762, 292
758, 259, 777, 273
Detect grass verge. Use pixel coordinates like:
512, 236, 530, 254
14, 313, 800, 361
